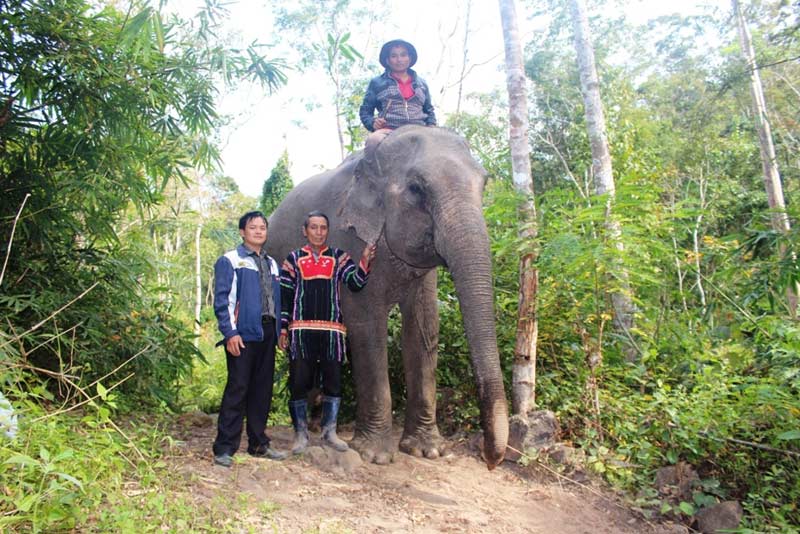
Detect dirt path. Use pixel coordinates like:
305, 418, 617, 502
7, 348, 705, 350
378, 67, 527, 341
169, 417, 678, 534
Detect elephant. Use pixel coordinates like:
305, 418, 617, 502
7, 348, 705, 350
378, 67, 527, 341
266, 125, 508, 469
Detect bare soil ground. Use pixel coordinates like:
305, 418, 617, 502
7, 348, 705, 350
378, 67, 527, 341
168, 416, 681, 534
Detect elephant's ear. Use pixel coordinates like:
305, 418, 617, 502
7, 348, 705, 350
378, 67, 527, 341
337, 155, 387, 244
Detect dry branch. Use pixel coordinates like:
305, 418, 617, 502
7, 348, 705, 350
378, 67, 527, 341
0, 282, 99, 350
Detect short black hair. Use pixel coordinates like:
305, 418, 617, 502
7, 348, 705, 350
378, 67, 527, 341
303, 210, 329, 228
239, 211, 268, 230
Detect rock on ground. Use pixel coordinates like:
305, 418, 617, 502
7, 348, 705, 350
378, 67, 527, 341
655, 462, 699, 503
695, 501, 743, 534
303, 445, 363, 476
506, 409, 560, 462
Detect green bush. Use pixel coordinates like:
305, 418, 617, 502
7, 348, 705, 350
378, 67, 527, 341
0, 390, 276, 532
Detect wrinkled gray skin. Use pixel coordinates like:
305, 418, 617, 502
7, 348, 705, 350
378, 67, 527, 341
267, 126, 508, 469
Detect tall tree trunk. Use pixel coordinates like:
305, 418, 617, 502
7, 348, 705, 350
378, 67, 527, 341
153, 231, 165, 302
732, 0, 798, 316
334, 68, 345, 160
455, 0, 473, 122
569, 0, 637, 351
499, 0, 538, 416
194, 223, 202, 350
693, 169, 708, 316
672, 235, 689, 313
329, 26, 345, 160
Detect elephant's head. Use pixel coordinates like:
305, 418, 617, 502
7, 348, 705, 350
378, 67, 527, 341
339, 125, 509, 468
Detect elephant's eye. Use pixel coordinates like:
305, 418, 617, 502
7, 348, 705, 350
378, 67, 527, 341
408, 183, 424, 197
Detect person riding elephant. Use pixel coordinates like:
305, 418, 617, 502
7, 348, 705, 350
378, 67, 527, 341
266, 126, 508, 469
359, 39, 437, 156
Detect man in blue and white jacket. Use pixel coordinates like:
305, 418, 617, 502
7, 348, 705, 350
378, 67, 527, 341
212, 211, 286, 467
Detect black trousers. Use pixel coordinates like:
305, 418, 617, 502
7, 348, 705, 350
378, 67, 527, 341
289, 331, 341, 400
213, 318, 276, 456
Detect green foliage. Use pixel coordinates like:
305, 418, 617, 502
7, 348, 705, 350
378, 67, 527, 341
260, 150, 294, 215
516, 175, 800, 529
272, 0, 386, 153
591, 345, 800, 528
179, 330, 228, 414
495, 3, 800, 529
0, 401, 278, 532
317, 31, 364, 75
272, 0, 379, 74
0, 0, 285, 406
446, 91, 511, 181
342, 74, 373, 152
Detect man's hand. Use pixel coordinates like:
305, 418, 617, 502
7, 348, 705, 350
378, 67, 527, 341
282, 260, 296, 278
361, 243, 377, 268
226, 335, 245, 356
278, 331, 289, 351
373, 117, 387, 130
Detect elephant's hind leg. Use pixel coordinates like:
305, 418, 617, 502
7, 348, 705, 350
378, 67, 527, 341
347, 309, 396, 465
398, 270, 446, 459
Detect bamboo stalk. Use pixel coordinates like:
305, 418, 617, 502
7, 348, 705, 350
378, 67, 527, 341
0, 193, 31, 288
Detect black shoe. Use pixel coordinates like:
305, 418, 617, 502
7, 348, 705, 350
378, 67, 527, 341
248, 444, 288, 461
213, 453, 234, 467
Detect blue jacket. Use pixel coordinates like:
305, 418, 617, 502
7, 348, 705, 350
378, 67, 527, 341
214, 244, 282, 345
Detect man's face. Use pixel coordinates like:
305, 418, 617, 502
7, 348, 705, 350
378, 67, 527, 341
387, 46, 410, 73
303, 216, 329, 249
239, 216, 268, 250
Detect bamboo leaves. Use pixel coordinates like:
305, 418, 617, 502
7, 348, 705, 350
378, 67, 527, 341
0, 0, 286, 407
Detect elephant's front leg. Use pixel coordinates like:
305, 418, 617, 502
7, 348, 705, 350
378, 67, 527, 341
347, 307, 396, 464
398, 270, 446, 459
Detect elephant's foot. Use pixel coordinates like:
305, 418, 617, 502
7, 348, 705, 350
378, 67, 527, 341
350, 430, 396, 465
399, 427, 446, 460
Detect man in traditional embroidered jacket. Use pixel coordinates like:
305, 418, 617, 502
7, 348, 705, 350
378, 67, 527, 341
279, 211, 376, 453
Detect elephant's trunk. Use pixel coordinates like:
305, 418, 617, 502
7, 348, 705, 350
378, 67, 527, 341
436, 202, 509, 469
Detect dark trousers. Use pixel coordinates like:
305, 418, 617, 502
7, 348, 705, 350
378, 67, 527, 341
213, 318, 276, 456
289, 332, 341, 400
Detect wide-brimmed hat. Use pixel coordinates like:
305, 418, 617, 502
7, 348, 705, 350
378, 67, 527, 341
379, 39, 418, 69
